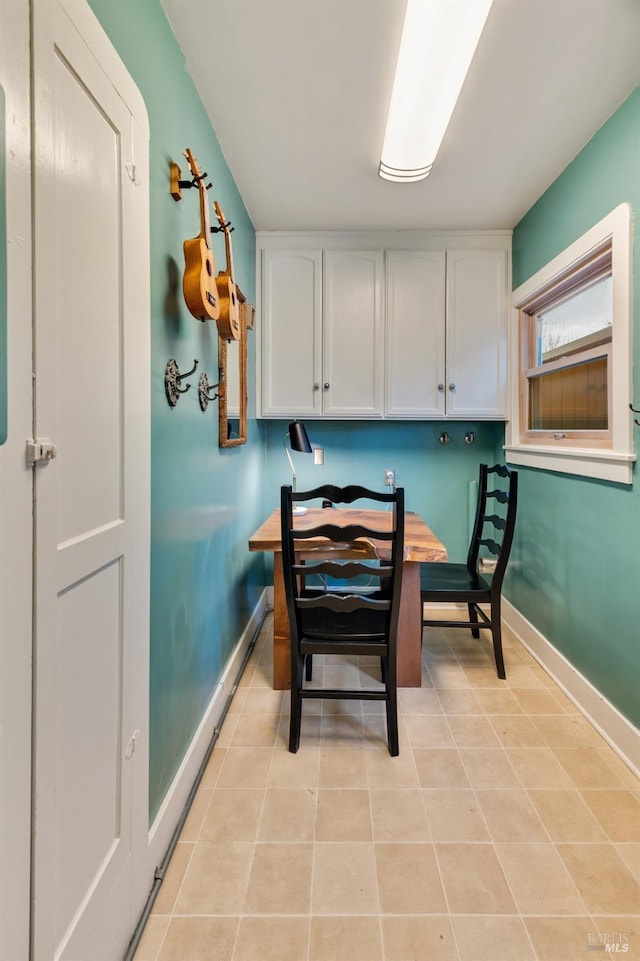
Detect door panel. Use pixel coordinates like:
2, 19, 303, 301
55, 561, 123, 948
54, 53, 123, 542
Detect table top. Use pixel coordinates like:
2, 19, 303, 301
248, 507, 447, 563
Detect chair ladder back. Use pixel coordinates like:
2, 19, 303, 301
492, 469, 517, 581
467, 464, 518, 579
280, 483, 405, 755
467, 463, 489, 573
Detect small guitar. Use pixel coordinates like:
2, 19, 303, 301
182, 148, 220, 322
213, 200, 241, 341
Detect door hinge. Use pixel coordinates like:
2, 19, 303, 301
124, 729, 141, 760
26, 438, 57, 465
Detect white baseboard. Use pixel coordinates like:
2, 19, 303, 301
502, 598, 640, 778
146, 590, 268, 870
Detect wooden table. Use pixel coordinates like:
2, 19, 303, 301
248, 508, 447, 689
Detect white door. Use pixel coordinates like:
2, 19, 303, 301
31, 2, 150, 959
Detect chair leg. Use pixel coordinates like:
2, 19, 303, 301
468, 602, 480, 638
384, 658, 399, 757
305, 653, 313, 682
380, 655, 387, 684
385, 686, 399, 757
490, 599, 506, 680
289, 653, 304, 753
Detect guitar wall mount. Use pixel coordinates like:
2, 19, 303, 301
165, 358, 199, 407
170, 161, 210, 202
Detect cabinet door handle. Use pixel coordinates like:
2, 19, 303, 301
313, 383, 320, 390
448, 383, 456, 392
323, 382, 330, 389
437, 383, 444, 392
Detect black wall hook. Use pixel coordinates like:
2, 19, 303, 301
630, 403, 640, 426
165, 358, 198, 406
198, 369, 224, 411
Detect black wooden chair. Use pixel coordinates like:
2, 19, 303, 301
421, 464, 518, 679
281, 483, 405, 756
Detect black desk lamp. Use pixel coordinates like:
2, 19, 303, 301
283, 420, 321, 515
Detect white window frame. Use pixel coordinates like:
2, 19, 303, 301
506, 203, 635, 484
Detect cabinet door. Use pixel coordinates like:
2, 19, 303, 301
385, 250, 446, 417
261, 249, 322, 416
323, 250, 384, 417
446, 249, 507, 418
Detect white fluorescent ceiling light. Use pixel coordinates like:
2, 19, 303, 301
379, 0, 494, 183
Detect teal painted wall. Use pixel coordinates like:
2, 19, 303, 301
509, 88, 640, 728
86, 0, 266, 820
264, 419, 505, 571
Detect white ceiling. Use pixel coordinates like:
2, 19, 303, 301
161, 0, 640, 232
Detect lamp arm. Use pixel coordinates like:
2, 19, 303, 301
283, 435, 297, 492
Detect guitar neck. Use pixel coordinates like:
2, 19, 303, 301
223, 228, 235, 281
214, 201, 235, 281
184, 148, 212, 247
199, 185, 212, 247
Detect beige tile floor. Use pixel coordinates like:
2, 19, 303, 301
135, 613, 640, 961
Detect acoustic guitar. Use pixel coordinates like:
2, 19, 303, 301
213, 200, 241, 341
182, 148, 220, 322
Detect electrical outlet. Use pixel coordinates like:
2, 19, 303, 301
384, 469, 395, 487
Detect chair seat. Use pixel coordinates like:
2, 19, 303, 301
421, 561, 491, 602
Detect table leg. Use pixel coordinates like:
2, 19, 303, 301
396, 560, 423, 687
272, 551, 291, 690
271, 551, 423, 690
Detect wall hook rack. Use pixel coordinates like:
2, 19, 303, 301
165, 358, 198, 406
630, 403, 640, 426
198, 370, 224, 411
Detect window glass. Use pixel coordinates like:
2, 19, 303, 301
536, 275, 612, 364
529, 356, 608, 430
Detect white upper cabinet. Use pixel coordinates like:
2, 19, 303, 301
445, 249, 508, 418
258, 234, 510, 420
260, 247, 383, 418
385, 247, 508, 418
261, 249, 322, 417
323, 250, 384, 417
385, 250, 446, 417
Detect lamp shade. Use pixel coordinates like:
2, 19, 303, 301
288, 420, 312, 454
